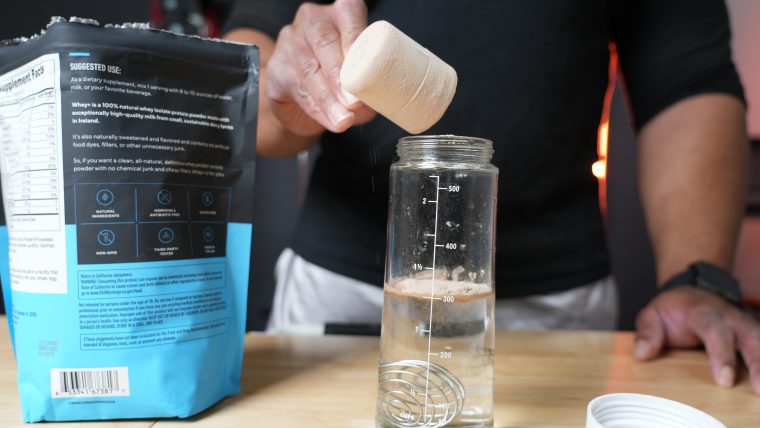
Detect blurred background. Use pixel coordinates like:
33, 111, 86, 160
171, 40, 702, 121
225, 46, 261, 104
0, 0, 758, 331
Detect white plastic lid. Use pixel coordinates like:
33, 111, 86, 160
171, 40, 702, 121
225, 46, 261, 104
586, 393, 726, 428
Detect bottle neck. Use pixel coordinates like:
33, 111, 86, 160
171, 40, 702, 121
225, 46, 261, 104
396, 135, 493, 164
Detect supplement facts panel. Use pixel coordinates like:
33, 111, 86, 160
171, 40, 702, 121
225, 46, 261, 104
0, 54, 64, 232
0, 53, 67, 294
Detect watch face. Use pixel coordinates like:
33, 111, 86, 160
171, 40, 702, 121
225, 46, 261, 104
695, 262, 741, 302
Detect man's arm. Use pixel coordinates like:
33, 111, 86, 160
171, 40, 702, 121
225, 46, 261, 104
638, 93, 746, 279
635, 92, 760, 395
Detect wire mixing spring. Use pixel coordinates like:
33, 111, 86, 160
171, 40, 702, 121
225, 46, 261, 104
377, 359, 465, 427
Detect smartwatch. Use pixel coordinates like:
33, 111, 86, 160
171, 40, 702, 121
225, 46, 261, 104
659, 261, 742, 306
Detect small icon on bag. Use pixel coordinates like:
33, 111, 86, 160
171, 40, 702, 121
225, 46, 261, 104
158, 227, 175, 244
97, 229, 116, 246
201, 191, 214, 207
202, 226, 215, 242
96, 189, 115, 206
157, 189, 173, 205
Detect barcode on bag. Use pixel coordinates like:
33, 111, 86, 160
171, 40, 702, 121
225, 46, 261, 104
50, 367, 130, 398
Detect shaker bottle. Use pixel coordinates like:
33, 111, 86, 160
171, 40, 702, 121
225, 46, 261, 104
376, 135, 498, 427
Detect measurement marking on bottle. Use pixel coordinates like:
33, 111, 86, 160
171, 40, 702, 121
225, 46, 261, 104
423, 174, 441, 421
421, 296, 442, 301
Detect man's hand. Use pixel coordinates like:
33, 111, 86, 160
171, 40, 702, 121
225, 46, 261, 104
635, 286, 760, 395
267, 0, 376, 137
225, 0, 377, 157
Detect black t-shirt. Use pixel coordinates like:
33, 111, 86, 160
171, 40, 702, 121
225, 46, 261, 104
226, 0, 744, 297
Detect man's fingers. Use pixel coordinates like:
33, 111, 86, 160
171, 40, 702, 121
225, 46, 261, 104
332, 0, 368, 54
690, 309, 736, 387
733, 314, 760, 395
265, 28, 325, 135
634, 305, 666, 361
331, 0, 367, 107
304, 19, 358, 108
738, 331, 760, 395
283, 25, 354, 132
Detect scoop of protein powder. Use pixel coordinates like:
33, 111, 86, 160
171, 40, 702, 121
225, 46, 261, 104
340, 20, 457, 134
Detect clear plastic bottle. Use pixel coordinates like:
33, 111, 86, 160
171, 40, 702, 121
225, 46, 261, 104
376, 136, 498, 428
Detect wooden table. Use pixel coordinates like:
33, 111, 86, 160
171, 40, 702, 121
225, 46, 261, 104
0, 321, 757, 427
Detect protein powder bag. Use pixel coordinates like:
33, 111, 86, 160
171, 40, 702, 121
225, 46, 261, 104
0, 18, 258, 422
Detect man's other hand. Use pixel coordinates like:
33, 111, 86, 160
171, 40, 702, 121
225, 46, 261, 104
635, 286, 760, 396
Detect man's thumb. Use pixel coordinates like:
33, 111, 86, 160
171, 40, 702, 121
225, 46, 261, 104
634, 306, 665, 360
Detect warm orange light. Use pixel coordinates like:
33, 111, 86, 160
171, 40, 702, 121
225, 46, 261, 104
592, 159, 607, 179
597, 121, 609, 158
595, 43, 617, 218
594, 120, 609, 180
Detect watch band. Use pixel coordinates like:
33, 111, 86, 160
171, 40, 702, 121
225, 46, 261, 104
659, 261, 742, 306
